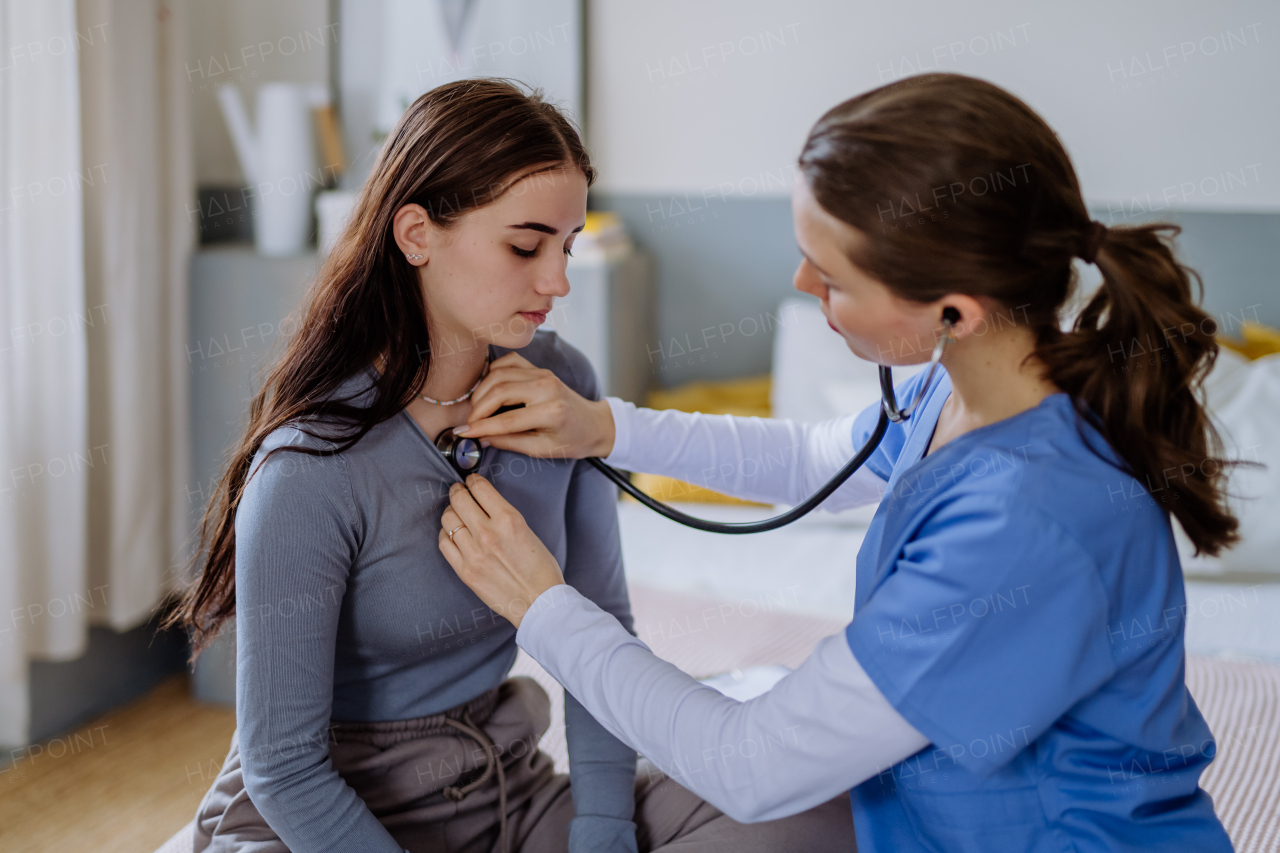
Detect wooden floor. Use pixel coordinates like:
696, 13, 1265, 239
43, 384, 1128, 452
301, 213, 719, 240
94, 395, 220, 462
0, 674, 236, 853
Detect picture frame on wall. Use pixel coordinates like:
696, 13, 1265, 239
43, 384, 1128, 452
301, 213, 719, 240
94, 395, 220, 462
336, 0, 584, 190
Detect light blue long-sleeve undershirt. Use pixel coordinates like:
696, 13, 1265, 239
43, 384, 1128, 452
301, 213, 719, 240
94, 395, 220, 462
232, 330, 639, 853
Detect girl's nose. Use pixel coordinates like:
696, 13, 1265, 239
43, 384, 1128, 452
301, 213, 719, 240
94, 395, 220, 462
539, 263, 571, 297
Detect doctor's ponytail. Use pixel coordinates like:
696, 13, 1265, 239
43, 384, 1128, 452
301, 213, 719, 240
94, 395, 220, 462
798, 73, 1240, 557
1039, 221, 1237, 554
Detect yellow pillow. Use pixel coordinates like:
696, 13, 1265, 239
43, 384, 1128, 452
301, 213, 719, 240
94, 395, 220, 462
1219, 321, 1280, 361
624, 375, 772, 506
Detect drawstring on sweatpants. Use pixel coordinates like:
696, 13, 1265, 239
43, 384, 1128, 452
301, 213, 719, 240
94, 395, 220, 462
329, 685, 510, 853
442, 709, 509, 853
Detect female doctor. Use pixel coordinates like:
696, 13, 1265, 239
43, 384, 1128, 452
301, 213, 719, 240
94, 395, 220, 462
436, 74, 1239, 852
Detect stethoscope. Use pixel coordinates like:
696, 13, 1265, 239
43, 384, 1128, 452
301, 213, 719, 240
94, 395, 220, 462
436, 311, 957, 534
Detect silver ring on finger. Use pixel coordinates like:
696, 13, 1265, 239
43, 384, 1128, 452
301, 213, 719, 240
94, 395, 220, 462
448, 523, 466, 542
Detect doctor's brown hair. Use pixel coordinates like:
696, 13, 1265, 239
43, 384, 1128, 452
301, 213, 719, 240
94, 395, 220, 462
161, 79, 595, 661
798, 72, 1239, 556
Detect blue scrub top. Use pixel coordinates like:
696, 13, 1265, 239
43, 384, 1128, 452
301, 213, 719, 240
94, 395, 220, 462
843, 367, 1232, 852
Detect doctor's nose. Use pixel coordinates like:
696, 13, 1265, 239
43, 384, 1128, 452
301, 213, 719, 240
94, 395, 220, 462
793, 258, 824, 299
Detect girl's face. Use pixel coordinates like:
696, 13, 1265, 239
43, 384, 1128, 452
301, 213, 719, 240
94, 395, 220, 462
396, 166, 589, 356
790, 176, 945, 365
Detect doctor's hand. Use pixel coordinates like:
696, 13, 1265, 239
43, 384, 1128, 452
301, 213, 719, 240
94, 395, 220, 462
454, 352, 616, 459
438, 474, 566, 629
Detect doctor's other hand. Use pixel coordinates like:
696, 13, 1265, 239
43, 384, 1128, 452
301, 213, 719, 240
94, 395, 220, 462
456, 352, 615, 459
438, 474, 566, 629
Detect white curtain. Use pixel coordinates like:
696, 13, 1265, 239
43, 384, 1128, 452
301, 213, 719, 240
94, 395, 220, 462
0, 0, 193, 746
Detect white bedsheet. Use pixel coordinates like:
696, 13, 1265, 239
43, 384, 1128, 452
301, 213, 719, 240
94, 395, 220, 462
617, 501, 1280, 663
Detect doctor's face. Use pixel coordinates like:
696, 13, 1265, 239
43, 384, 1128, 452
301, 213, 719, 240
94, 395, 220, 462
791, 177, 941, 365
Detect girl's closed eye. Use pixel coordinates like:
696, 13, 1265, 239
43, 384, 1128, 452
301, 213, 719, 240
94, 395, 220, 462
510, 244, 575, 258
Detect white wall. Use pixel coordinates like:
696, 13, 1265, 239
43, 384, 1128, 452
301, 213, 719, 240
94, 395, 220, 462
589, 0, 1278, 212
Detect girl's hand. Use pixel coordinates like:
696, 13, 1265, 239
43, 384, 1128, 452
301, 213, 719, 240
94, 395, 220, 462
438, 474, 565, 628
456, 352, 616, 459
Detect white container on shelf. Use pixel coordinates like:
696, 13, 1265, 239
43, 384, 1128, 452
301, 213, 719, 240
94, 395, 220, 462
218, 82, 329, 257
316, 189, 357, 258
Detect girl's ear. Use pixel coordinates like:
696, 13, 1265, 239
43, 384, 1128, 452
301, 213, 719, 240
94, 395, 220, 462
392, 203, 432, 264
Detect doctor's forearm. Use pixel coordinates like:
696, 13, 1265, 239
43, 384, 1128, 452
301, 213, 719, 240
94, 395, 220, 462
602, 397, 884, 510
516, 584, 930, 823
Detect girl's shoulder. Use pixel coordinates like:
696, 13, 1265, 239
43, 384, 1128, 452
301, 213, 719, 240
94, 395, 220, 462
249, 368, 378, 478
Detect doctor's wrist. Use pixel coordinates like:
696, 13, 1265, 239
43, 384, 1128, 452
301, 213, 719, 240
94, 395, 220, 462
514, 582, 572, 634
590, 398, 617, 459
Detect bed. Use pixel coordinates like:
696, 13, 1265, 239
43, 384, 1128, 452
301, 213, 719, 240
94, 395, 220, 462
153, 581, 1280, 852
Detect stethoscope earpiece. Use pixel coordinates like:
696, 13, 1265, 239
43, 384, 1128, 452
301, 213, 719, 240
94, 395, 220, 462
879, 313, 956, 424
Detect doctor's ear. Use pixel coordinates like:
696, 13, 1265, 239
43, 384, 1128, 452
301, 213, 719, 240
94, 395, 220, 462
930, 294, 988, 341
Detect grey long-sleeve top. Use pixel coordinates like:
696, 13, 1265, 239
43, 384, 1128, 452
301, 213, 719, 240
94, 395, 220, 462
232, 330, 639, 853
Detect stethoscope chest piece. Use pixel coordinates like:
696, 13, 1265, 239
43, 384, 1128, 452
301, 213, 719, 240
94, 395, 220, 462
435, 428, 484, 475
431, 405, 522, 478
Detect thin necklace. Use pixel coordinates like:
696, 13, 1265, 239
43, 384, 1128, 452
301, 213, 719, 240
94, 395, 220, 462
418, 353, 492, 406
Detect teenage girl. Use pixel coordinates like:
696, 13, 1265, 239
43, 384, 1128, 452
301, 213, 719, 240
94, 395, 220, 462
438, 73, 1239, 852
165, 79, 852, 853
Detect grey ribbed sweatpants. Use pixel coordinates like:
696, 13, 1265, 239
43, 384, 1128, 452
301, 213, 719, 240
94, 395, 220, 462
192, 677, 855, 852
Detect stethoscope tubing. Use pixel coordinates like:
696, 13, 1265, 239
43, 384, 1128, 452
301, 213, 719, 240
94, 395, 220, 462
437, 320, 954, 534
584, 319, 954, 534
586, 400, 889, 534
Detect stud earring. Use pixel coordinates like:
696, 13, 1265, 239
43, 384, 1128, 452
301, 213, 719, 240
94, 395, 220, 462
405, 253, 424, 262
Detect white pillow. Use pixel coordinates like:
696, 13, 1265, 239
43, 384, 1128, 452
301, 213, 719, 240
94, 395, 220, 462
1177, 348, 1280, 575
770, 296, 924, 424
769, 296, 922, 527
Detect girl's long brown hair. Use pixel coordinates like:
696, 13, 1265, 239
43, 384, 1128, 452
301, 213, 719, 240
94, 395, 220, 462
798, 73, 1239, 556
163, 79, 595, 662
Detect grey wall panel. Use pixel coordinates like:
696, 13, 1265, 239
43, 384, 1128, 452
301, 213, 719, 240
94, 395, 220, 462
597, 193, 802, 388
1093, 208, 1280, 335
23, 618, 188, 747
600, 192, 1280, 388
